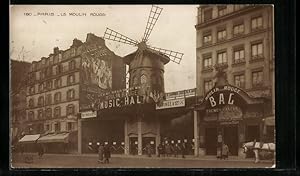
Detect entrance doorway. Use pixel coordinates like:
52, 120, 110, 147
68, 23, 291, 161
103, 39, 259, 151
223, 125, 238, 155
129, 137, 138, 155
142, 137, 156, 155
246, 125, 260, 142
205, 127, 217, 155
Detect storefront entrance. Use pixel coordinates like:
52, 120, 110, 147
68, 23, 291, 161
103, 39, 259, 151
222, 125, 238, 156
205, 127, 217, 155
142, 137, 156, 155
129, 137, 138, 155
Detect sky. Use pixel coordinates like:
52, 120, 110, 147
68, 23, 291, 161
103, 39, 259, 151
10, 5, 198, 92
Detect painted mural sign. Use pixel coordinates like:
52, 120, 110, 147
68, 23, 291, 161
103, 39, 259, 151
81, 43, 112, 90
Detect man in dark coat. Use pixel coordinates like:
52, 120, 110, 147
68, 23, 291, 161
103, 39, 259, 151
103, 144, 111, 164
98, 144, 104, 164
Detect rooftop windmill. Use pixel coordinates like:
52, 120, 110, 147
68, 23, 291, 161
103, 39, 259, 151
104, 5, 184, 104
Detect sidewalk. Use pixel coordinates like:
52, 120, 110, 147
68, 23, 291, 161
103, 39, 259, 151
13, 152, 273, 163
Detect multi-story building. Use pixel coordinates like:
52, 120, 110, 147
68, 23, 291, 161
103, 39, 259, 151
24, 33, 125, 153
10, 60, 31, 145
194, 5, 274, 157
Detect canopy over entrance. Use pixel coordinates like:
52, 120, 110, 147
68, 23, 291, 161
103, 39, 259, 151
37, 132, 69, 143
18, 134, 40, 144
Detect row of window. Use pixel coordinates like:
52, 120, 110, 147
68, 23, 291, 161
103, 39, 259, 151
28, 89, 76, 108
202, 41, 263, 69
28, 74, 75, 95
45, 121, 74, 132
202, 16, 263, 45
202, 5, 254, 22
27, 104, 76, 121
28, 60, 77, 83
203, 70, 263, 93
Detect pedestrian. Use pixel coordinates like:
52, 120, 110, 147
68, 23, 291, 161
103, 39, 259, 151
174, 144, 181, 157
165, 143, 172, 157
103, 144, 111, 164
181, 143, 186, 158
157, 143, 163, 157
217, 132, 223, 159
146, 143, 152, 157
37, 144, 44, 158
222, 143, 229, 159
98, 144, 104, 164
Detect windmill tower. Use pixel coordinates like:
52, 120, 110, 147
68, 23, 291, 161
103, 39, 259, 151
104, 5, 184, 104
103, 5, 184, 155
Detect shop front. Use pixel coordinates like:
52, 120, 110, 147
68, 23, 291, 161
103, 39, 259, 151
195, 83, 267, 157
78, 87, 197, 156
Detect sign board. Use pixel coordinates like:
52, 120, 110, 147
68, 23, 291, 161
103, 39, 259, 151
81, 111, 97, 119
247, 89, 271, 98
156, 98, 185, 110
165, 88, 196, 100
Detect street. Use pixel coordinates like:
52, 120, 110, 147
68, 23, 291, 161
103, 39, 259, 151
11, 153, 274, 168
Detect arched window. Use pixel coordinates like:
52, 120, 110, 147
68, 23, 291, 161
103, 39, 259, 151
38, 96, 44, 106
131, 75, 138, 86
67, 89, 75, 100
46, 108, 52, 119
38, 83, 44, 92
66, 104, 75, 115
46, 94, 52, 105
67, 74, 75, 85
29, 98, 34, 108
38, 109, 44, 119
54, 107, 61, 118
140, 74, 147, 84
54, 92, 61, 103
54, 78, 62, 88
69, 60, 76, 70
28, 111, 34, 121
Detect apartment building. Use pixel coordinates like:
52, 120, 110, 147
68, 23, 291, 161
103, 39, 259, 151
194, 5, 274, 157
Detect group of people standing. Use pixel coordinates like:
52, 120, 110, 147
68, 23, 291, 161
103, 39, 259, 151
157, 142, 187, 158
98, 144, 111, 164
217, 132, 229, 159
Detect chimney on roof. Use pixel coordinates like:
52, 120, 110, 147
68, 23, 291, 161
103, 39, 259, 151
72, 38, 83, 47
54, 47, 59, 55
86, 33, 104, 45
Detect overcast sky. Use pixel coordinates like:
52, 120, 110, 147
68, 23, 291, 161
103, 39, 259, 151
10, 5, 198, 92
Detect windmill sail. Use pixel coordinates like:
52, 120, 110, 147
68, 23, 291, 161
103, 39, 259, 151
142, 5, 163, 42
104, 28, 139, 46
148, 46, 184, 64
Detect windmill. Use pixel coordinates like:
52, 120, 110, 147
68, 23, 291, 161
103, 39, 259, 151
104, 5, 184, 104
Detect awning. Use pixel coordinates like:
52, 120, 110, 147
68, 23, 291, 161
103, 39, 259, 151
18, 134, 40, 143
37, 132, 69, 143
264, 116, 275, 126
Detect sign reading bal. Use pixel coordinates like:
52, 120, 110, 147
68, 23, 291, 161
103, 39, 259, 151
208, 92, 235, 107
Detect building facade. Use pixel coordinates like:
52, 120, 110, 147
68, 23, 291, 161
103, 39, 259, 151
24, 33, 125, 153
194, 5, 274, 157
